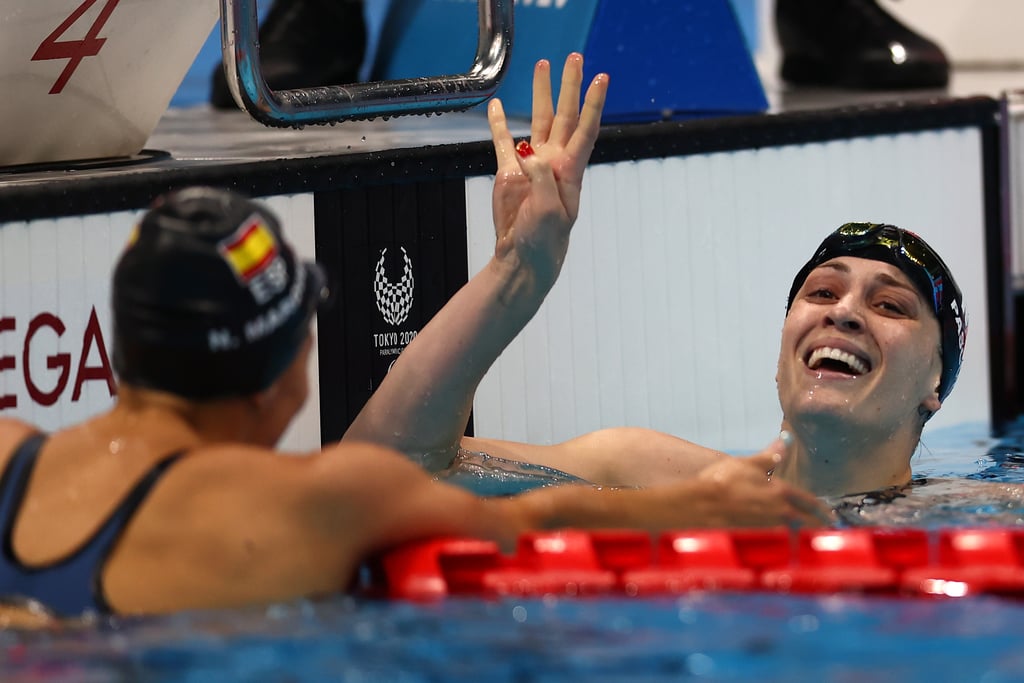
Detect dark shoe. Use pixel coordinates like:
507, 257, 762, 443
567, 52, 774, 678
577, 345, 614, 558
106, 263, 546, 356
210, 0, 367, 109
775, 0, 949, 89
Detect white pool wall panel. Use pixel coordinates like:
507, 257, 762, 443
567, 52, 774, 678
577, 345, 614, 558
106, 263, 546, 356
467, 129, 992, 452
0, 194, 321, 452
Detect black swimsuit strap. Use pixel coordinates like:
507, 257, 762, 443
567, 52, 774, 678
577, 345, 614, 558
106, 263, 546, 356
0, 432, 185, 616
0, 432, 48, 561
88, 449, 186, 612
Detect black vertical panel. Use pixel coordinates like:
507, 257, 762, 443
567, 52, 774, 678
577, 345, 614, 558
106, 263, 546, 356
366, 184, 402, 394
315, 180, 469, 444
415, 182, 446, 324
984, 103, 1015, 433
442, 178, 471, 297
313, 192, 347, 438
441, 177, 473, 436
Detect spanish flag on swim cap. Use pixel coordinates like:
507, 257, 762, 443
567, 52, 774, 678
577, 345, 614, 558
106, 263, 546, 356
218, 215, 280, 284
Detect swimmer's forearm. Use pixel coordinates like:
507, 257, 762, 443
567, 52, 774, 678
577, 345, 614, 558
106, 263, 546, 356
451, 484, 676, 552
505, 477, 831, 532
508, 481, 708, 533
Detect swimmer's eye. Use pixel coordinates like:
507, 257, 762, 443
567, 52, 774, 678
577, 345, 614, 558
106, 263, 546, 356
807, 288, 836, 301
877, 300, 906, 314
874, 298, 918, 318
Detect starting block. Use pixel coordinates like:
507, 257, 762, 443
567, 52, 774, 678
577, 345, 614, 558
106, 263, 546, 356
0, 0, 217, 167
373, 0, 768, 122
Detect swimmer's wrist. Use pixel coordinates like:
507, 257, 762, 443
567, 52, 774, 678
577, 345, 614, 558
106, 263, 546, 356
487, 253, 559, 308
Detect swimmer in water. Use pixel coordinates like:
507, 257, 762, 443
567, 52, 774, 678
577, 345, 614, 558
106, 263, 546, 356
769, 223, 965, 497
0, 55, 830, 621
347, 132, 990, 505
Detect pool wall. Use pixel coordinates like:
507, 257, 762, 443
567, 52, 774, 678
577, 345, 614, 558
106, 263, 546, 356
467, 126, 995, 451
0, 98, 1013, 452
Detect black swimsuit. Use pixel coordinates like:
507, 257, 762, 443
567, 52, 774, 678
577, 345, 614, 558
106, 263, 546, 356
0, 433, 182, 617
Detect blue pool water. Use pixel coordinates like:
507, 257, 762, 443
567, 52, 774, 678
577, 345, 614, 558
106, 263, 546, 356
5, 421, 1024, 683
7, 594, 1024, 683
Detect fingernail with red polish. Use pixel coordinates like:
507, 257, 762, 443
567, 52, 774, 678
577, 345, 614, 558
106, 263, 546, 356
516, 140, 534, 158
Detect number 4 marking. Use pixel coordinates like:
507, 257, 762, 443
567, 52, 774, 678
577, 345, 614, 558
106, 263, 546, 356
31, 0, 122, 94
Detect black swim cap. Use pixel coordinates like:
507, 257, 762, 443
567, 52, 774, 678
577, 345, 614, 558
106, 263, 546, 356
786, 223, 966, 403
112, 187, 330, 400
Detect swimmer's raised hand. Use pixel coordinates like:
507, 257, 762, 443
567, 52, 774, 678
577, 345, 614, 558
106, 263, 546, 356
346, 55, 605, 466
487, 53, 609, 287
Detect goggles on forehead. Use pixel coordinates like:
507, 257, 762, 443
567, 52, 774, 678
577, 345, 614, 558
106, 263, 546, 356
786, 222, 966, 403
829, 223, 948, 314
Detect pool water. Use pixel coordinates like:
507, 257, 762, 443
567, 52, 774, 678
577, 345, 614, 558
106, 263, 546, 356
827, 421, 1024, 528
6, 421, 1024, 683
6, 593, 1024, 682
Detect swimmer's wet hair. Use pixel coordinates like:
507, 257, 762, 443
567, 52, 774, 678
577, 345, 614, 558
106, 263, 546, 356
112, 187, 329, 399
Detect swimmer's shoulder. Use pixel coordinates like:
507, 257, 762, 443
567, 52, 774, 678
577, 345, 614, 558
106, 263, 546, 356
0, 416, 39, 443
0, 417, 42, 471
160, 439, 408, 500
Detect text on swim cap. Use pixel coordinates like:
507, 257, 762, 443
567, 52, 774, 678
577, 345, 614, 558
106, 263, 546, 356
205, 259, 307, 352
248, 257, 289, 306
951, 298, 967, 358
243, 262, 306, 344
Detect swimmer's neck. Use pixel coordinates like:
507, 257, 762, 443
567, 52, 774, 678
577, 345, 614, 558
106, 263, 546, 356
103, 385, 289, 448
776, 419, 915, 497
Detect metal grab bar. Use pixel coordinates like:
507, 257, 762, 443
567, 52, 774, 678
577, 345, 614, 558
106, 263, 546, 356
219, 0, 513, 128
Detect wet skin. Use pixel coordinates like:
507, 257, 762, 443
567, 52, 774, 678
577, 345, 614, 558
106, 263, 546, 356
778, 256, 942, 438
773, 256, 944, 496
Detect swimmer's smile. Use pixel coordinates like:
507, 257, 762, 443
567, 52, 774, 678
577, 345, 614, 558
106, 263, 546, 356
803, 344, 871, 379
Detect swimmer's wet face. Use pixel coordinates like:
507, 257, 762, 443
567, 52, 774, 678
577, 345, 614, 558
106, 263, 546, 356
111, 187, 330, 401
786, 223, 966, 402
777, 222, 965, 439
777, 256, 943, 436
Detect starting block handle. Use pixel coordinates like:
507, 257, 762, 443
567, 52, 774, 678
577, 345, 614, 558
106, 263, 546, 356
219, 0, 513, 128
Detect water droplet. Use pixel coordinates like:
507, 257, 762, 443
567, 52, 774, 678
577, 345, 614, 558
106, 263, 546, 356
686, 653, 714, 676
788, 614, 820, 633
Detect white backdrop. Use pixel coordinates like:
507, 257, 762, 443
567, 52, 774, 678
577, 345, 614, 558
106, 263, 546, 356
0, 193, 321, 452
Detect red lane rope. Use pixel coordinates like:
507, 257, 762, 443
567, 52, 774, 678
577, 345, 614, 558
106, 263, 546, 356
368, 528, 1024, 600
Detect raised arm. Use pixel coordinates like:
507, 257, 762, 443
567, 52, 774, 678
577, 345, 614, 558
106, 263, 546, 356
343, 54, 608, 469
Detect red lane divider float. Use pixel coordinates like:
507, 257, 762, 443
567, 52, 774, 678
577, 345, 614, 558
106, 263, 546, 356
368, 528, 1024, 600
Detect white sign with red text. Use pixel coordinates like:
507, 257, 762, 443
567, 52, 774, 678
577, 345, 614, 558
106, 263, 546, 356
0, 194, 322, 452
0, 0, 217, 166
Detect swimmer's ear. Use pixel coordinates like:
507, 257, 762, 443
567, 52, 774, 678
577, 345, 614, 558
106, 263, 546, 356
250, 384, 278, 414
920, 387, 941, 416
919, 361, 942, 416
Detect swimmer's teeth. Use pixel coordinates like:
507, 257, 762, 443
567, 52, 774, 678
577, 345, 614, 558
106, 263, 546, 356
807, 347, 868, 375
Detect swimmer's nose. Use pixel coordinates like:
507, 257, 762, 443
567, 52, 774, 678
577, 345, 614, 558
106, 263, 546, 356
825, 296, 864, 332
